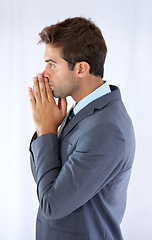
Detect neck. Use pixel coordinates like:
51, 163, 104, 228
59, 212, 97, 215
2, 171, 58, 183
72, 76, 104, 103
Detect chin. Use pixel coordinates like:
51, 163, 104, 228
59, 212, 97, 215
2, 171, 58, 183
54, 92, 67, 99
52, 90, 63, 98
54, 93, 62, 99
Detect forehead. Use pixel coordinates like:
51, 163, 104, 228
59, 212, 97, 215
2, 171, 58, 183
44, 44, 62, 60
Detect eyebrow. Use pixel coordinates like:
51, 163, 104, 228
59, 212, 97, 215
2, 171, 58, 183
45, 59, 57, 64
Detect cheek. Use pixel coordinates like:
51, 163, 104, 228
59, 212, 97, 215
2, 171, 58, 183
57, 71, 68, 83
55, 69, 74, 86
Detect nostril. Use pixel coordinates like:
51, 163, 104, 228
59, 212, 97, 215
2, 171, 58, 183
43, 74, 49, 81
43, 72, 50, 79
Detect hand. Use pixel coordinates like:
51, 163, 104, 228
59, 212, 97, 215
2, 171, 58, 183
28, 74, 67, 136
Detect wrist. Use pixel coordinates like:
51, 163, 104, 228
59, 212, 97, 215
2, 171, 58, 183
37, 128, 57, 137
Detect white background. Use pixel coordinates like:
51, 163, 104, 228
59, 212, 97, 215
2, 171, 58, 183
0, 0, 152, 239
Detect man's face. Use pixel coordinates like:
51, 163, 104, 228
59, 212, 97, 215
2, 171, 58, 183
43, 44, 79, 99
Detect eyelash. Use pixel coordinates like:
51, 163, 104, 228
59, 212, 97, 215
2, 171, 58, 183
49, 63, 55, 69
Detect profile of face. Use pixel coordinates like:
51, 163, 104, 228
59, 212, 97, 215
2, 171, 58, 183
42, 44, 79, 99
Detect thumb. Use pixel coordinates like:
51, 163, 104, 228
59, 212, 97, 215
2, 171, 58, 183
58, 98, 67, 117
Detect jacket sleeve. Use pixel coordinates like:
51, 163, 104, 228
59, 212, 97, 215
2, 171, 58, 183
30, 123, 126, 219
29, 132, 38, 182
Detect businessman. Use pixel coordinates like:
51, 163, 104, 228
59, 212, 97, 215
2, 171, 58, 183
28, 17, 135, 240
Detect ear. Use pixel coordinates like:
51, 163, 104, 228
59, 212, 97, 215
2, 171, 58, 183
74, 62, 90, 77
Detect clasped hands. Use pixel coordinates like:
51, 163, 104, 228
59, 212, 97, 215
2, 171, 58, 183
28, 74, 67, 137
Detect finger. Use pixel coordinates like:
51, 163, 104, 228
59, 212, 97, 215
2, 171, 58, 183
58, 98, 67, 118
37, 74, 47, 101
44, 77, 55, 103
33, 77, 41, 103
28, 87, 36, 109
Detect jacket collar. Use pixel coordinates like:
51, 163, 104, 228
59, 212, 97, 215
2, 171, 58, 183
58, 85, 121, 141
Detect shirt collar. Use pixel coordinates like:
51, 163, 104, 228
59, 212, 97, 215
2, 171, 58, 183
73, 81, 111, 115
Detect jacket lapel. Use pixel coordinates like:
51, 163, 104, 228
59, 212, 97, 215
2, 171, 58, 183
58, 85, 121, 141
58, 105, 94, 141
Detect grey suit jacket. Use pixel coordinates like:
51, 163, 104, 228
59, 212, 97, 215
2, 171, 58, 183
29, 85, 135, 240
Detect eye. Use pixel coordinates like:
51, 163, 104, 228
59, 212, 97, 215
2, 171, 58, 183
49, 63, 55, 69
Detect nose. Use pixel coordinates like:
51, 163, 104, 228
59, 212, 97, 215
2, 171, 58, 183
42, 66, 50, 79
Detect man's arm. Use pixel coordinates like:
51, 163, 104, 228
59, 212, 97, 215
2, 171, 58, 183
28, 73, 67, 182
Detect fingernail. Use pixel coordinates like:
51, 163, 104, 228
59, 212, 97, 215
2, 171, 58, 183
28, 87, 32, 92
33, 77, 37, 82
37, 74, 42, 79
44, 77, 48, 81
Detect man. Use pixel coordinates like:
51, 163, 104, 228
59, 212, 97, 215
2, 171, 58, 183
28, 17, 135, 240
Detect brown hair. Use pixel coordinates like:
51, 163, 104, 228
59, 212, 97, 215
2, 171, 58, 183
39, 17, 107, 78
